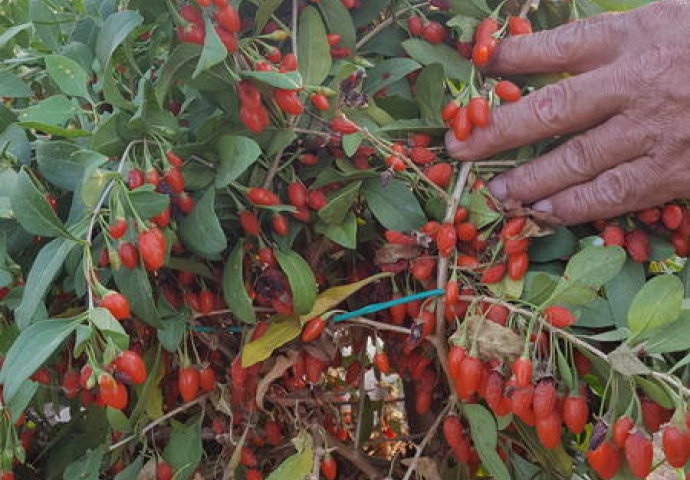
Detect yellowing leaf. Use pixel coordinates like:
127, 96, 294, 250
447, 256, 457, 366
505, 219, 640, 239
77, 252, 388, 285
266, 431, 313, 480
299, 272, 393, 324
241, 316, 301, 368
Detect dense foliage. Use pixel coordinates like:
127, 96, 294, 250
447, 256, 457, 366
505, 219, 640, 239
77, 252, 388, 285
0, 0, 689, 479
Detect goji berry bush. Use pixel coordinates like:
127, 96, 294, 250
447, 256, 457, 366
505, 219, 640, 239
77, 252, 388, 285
0, 0, 688, 479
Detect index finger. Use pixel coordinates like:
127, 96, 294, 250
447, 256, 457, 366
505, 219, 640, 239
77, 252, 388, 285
445, 67, 627, 161
487, 13, 623, 76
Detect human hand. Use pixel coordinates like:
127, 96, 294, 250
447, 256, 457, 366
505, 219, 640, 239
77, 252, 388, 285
445, 0, 690, 225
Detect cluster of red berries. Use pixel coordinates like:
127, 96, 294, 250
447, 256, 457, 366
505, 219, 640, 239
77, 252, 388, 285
408, 15, 448, 44
598, 203, 690, 260
177, 0, 240, 52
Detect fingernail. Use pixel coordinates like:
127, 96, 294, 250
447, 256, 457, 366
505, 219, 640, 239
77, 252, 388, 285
488, 177, 508, 202
532, 199, 553, 214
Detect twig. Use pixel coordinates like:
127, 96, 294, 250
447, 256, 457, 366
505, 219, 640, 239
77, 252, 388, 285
291, 0, 298, 60
326, 434, 385, 479
434, 162, 473, 384
109, 393, 210, 451
342, 316, 412, 335
355, 2, 431, 50
400, 401, 451, 480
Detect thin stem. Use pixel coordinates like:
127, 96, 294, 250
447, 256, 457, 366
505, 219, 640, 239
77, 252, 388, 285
400, 401, 451, 480
342, 316, 412, 335
109, 393, 211, 451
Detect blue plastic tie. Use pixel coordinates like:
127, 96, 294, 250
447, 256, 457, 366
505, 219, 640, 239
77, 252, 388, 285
188, 288, 446, 333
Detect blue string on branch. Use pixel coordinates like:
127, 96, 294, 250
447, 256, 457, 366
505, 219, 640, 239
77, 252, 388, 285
188, 289, 445, 333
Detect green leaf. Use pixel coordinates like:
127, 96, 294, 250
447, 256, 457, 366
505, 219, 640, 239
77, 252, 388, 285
275, 249, 317, 315
642, 310, 690, 354
222, 241, 256, 324
126, 186, 170, 219
63, 445, 106, 480
605, 258, 645, 328
608, 343, 651, 377
633, 377, 674, 409
548, 246, 626, 306
103, 60, 134, 111
37, 142, 106, 191
315, 213, 358, 249
193, 15, 227, 78
266, 431, 313, 480
363, 58, 421, 95
216, 135, 262, 187
179, 188, 227, 258
467, 191, 501, 229
242, 70, 303, 90
252, 0, 284, 33
464, 404, 511, 480
414, 64, 445, 122
0, 72, 32, 98
242, 316, 301, 367
11, 169, 70, 238
17, 95, 78, 127
0, 318, 77, 402
627, 274, 683, 338
589, 0, 653, 11
16, 237, 78, 328
528, 227, 578, 263
297, 6, 332, 85
522, 272, 559, 305
555, 343, 574, 391
156, 43, 200, 104
318, 0, 357, 54
96, 10, 143, 68
402, 39, 472, 80
158, 315, 187, 352
447, 15, 481, 42
113, 456, 144, 480
362, 178, 426, 231
0, 168, 18, 219
45, 55, 90, 98
90, 308, 129, 351
0, 23, 32, 50
30, 0, 60, 51
7, 381, 38, 424
113, 266, 163, 328
162, 417, 203, 480
447, 0, 491, 17
318, 181, 361, 225
567, 296, 615, 328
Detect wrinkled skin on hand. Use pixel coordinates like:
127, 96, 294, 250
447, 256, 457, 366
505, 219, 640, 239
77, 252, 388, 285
445, 0, 690, 225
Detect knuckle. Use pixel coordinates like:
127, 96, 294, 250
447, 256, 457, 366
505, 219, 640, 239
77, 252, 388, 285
506, 163, 540, 198
527, 82, 572, 130
563, 136, 598, 180
595, 168, 635, 206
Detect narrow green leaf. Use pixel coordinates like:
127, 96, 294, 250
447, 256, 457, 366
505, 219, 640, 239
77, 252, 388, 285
0, 318, 77, 402
402, 39, 472, 80
16, 237, 77, 328
158, 315, 187, 352
113, 266, 163, 328
414, 64, 445, 122
242, 71, 303, 90
297, 6, 332, 85
216, 135, 262, 187
222, 241, 256, 324
179, 188, 227, 258
45, 55, 90, 98
318, 0, 357, 54
126, 186, 170, 219
242, 316, 301, 367
447, 15, 481, 42
627, 274, 683, 337
252, 0, 284, 33
318, 181, 361, 225
0, 23, 32, 50
464, 404, 511, 480
96, 10, 143, 68
193, 15, 227, 78
275, 249, 317, 315
468, 190, 501, 228
156, 43, 200, 104
362, 178, 426, 231
113, 456, 144, 480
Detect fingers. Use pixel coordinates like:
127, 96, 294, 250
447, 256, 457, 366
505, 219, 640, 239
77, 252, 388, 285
487, 14, 623, 76
487, 114, 651, 204
530, 156, 667, 225
445, 67, 627, 161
